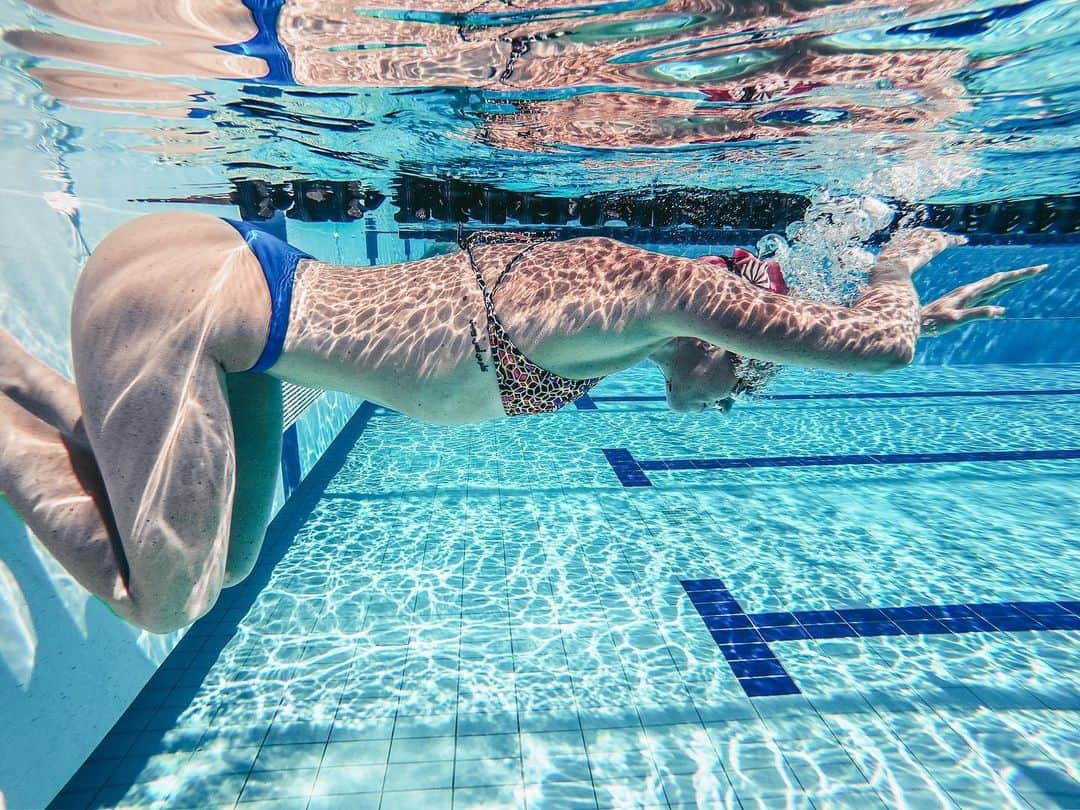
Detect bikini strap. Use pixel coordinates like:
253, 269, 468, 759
459, 229, 494, 300
458, 229, 556, 299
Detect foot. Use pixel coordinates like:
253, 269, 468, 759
877, 227, 967, 275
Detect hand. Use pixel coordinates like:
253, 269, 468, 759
919, 264, 1048, 338
876, 227, 968, 275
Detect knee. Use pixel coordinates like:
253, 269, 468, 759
222, 564, 253, 589
133, 606, 211, 635
223, 538, 262, 588
129, 590, 220, 634
135, 614, 189, 635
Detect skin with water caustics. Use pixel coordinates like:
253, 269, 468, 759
0, 212, 1045, 634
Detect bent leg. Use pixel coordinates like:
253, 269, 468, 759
1, 212, 277, 633
0, 328, 86, 444
222, 371, 282, 586
0, 392, 132, 617
63, 212, 279, 632
0, 329, 131, 613
73, 343, 239, 633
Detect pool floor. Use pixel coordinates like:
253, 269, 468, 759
52, 363, 1080, 809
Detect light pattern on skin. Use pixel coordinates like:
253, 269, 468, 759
287, 253, 484, 381
286, 239, 634, 385
461, 232, 603, 416
285, 228, 943, 415
286, 235, 712, 415
0, 213, 1046, 634
706, 249, 787, 395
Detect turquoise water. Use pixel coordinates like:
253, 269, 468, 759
1, 0, 1078, 807
52, 357, 1079, 809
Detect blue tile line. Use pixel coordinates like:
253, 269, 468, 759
601, 448, 652, 487
574, 393, 599, 410
764, 388, 1080, 401
589, 388, 1080, 404
603, 447, 1080, 487
680, 579, 1080, 698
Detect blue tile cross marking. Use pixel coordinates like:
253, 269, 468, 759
603, 447, 1080, 487
681, 579, 1080, 698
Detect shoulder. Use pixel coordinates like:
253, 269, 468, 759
561, 236, 638, 255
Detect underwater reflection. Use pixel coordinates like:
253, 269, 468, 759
6, 0, 1066, 190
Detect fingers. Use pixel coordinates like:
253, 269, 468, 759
958, 306, 1005, 324
923, 262, 1047, 333
989, 264, 1048, 287
975, 284, 1021, 305
966, 264, 1048, 305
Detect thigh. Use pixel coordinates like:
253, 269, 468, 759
223, 371, 283, 586
77, 351, 236, 629
71, 275, 242, 631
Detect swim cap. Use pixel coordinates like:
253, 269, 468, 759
701, 248, 788, 295
700, 247, 788, 396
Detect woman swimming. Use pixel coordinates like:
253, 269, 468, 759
0, 212, 1044, 632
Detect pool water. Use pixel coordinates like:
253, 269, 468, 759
52, 361, 1079, 809
2, 0, 1079, 201
1, 0, 1078, 807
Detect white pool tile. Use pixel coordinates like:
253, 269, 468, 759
65, 365, 1080, 810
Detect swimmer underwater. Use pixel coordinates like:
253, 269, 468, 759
0, 213, 1045, 633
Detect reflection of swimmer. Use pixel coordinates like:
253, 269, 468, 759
477, 50, 966, 153
0, 213, 1043, 633
280, 0, 972, 91
11, 0, 969, 126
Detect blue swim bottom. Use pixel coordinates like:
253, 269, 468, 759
221, 218, 313, 373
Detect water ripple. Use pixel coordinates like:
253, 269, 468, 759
0, 0, 1076, 201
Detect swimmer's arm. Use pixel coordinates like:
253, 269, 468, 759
918, 263, 1047, 337
652, 228, 961, 373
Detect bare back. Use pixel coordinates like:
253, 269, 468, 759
275, 237, 677, 423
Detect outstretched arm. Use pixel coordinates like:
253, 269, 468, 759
655, 228, 964, 372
